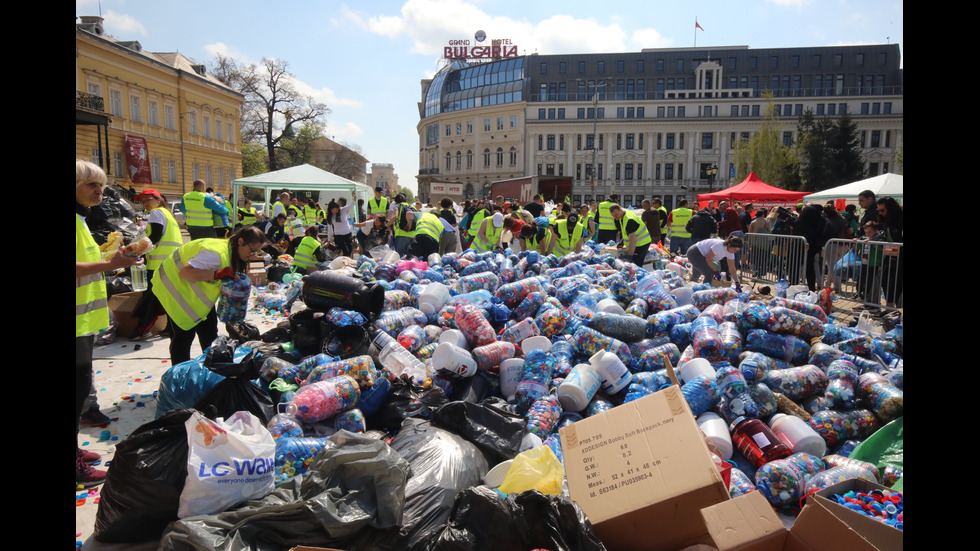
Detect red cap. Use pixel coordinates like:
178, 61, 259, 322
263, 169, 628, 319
136, 189, 164, 202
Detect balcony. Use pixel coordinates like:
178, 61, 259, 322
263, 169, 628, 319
419, 168, 440, 175
76, 91, 104, 112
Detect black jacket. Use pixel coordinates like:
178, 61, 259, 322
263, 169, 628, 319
686, 211, 718, 242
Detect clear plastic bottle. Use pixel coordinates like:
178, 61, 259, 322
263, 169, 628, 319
589, 312, 647, 343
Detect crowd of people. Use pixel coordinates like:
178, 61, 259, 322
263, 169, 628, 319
77, 159, 903, 487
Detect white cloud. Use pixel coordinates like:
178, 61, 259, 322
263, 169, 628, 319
332, 5, 369, 29
203, 42, 248, 61
103, 9, 147, 37
632, 28, 674, 50
764, 0, 812, 7
325, 121, 365, 140
362, 0, 662, 57
294, 79, 364, 109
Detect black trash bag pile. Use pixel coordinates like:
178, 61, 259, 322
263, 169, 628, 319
430, 399, 527, 464
94, 409, 193, 543
225, 321, 261, 342
86, 186, 139, 244
370, 379, 449, 433
194, 336, 274, 425
351, 419, 488, 551
424, 486, 607, 551
158, 431, 410, 551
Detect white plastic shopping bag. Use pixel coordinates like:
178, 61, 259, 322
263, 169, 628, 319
178, 410, 276, 518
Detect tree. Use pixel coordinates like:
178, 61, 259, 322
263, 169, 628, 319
211, 55, 329, 171
317, 140, 367, 181
240, 142, 267, 177
279, 120, 324, 168
896, 142, 903, 174
733, 91, 798, 188
794, 109, 865, 191
397, 186, 415, 203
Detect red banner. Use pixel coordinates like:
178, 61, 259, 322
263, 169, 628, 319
124, 135, 152, 184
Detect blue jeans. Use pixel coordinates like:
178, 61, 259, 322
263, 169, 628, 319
670, 236, 690, 255
393, 235, 412, 257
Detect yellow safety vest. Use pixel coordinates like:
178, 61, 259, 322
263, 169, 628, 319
414, 212, 444, 242
368, 196, 389, 216
241, 207, 257, 226
303, 204, 318, 225
474, 219, 502, 252
394, 204, 417, 239
620, 210, 652, 247
145, 207, 183, 271
468, 209, 488, 237
76, 214, 109, 337
293, 236, 321, 271
151, 239, 231, 331
552, 218, 582, 256
670, 208, 693, 238
526, 226, 553, 253
183, 191, 212, 228
597, 201, 616, 230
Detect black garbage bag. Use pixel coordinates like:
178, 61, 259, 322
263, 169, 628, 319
261, 322, 292, 343
290, 309, 323, 356
158, 431, 411, 551
370, 379, 449, 433
226, 321, 261, 342
105, 275, 134, 296
424, 486, 606, 551
431, 400, 527, 464
94, 409, 193, 543
197, 337, 272, 424
351, 419, 489, 551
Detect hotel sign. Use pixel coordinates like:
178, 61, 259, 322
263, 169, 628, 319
444, 30, 518, 60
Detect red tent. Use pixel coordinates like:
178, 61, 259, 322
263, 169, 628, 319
696, 172, 808, 207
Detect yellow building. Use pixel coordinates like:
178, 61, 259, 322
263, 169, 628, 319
75, 16, 243, 201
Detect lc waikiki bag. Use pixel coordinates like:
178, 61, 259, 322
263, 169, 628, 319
178, 410, 276, 518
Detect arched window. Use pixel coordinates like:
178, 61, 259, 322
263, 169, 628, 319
445, 152, 451, 170
496, 147, 504, 167
466, 150, 473, 169
509, 146, 518, 166
456, 151, 462, 170
483, 148, 491, 167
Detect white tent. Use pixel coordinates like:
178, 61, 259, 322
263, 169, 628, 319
232, 164, 372, 219
802, 173, 903, 203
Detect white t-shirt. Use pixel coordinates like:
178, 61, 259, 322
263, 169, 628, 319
186, 250, 224, 271
696, 238, 734, 260
325, 203, 353, 238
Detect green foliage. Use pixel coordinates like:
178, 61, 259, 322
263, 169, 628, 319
279, 121, 324, 169
733, 92, 798, 188
397, 186, 415, 203
794, 109, 865, 191
241, 142, 267, 177
896, 142, 903, 175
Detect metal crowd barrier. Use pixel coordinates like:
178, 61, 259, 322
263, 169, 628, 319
821, 238, 904, 310
737, 234, 809, 287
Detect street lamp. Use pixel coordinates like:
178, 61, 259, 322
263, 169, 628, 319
706, 164, 719, 193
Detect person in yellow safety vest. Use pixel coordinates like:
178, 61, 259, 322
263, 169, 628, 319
610, 204, 653, 266
238, 199, 258, 227
133, 189, 182, 340
303, 202, 318, 226
466, 205, 489, 242
76, 160, 142, 487
518, 218, 553, 254
272, 192, 290, 218
578, 204, 597, 243
548, 212, 584, 257
391, 194, 417, 256
182, 179, 227, 240
408, 211, 445, 258
596, 194, 620, 244
152, 226, 266, 365
652, 198, 669, 242
292, 226, 326, 273
288, 199, 304, 220
473, 212, 504, 252
668, 199, 694, 255
368, 187, 390, 217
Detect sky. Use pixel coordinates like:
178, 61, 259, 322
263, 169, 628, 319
77, 0, 903, 193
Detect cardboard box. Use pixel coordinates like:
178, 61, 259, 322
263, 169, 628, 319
811, 479, 902, 551
700, 490, 889, 551
560, 386, 730, 551
108, 291, 166, 338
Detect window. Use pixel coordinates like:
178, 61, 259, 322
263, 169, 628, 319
597, 164, 603, 179
730, 132, 736, 148
657, 106, 665, 118
637, 107, 645, 118
559, 62, 566, 74
701, 133, 713, 149
860, 131, 867, 148
456, 123, 462, 135
167, 160, 177, 183
148, 101, 159, 126
151, 158, 161, 182
868, 162, 879, 176
585, 134, 595, 150
856, 53, 865, 67
729, 57, 737, 69
215, 119, 223, 141
770, 56, 779, 69
626, 134, 635, 149
467, 121, 474, 133
665, 163, 674, 180
193, 162, 201, 181
677, 59, 684, 71
878, 52, 887, 66
666, 133, 675, 149
509, 147, 517, 166
227, 122, 234, 143
752, 105, 760, 117
655, 164, 661, 179
456, 151, 462, 170
861, 103, 870, 115
637, 164, 643, 179
87, 81, 101, 98
617, 134, 623, 150
203, 115, 211, 138
872, 103, 881, 115
731, 105, 739, 117
834, 53, 843, 67
827, 103, 837, 115
656, 134, 662, 149
577, 108, 586, 119
483, 148, 491, 167
816, 104, 825, 116
791, 55, 800, 68
538, 135, 543, 151
625, 163, 634, 180
165, 105, 175, 130
510, 115, 518, 128
547, 135, 556, 150
617, 107, 625, 119
484, 119, 491, 131
110, 90, 122, 117
637, 60, 644, 72
617, 60, 625, 73
445, 124, 451, 136
558, 108, 565, 119
559, 135, 565, 150
496, 147, 504, 166
678, 106, 685, 117
598, 61, 605, 73
812, 54, 821, 67
446, 152, 452, 170
783, 132, 793, 147
548, 108, 556, 119
679, 134, 685, 149
540, 62, 548, 74
467, 150, 473, 169
667, 106, 675, 117
638, 134, 644, 149
885, 131, 891, 148
188, 112, 198, 135
871, 130, 881, 148
749, 57, 758, 69
657, 59, 665, 72
579, 61, 586, 74
497, 117, 504, 130
546, 164, 555, 176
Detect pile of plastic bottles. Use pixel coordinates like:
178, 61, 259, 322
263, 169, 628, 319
256, 239, 902, 516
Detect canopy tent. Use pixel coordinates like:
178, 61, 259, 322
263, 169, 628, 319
696, 172, 809, 206
802, 173, 903, 203
232, 164, 372, 220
